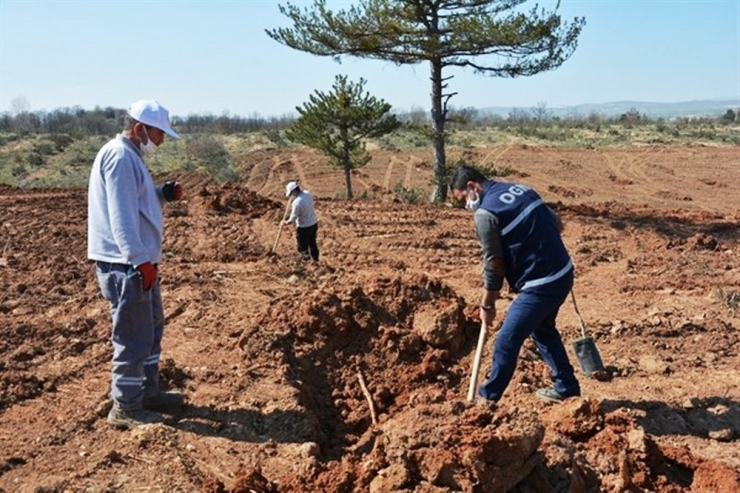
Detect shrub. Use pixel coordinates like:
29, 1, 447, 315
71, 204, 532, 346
27, 152, 44, 166
393, 182, 426, 204
185, 134, 238, 181
49, 134, 74, 152
32, 140, 56, 156
263, 129, 288, 148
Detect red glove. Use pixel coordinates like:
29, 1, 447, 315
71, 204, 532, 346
136, 262, 157, 291
173, 182, 183, 200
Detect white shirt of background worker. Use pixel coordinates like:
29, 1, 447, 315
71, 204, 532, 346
281, 181, 320, 261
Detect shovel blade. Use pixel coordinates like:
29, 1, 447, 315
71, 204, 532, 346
573, 336, 605, 378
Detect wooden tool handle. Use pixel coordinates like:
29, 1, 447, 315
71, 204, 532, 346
467, 321, 487, 402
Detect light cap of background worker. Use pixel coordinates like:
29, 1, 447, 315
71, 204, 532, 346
127, 100, 180, 139
285, 181, 299, 197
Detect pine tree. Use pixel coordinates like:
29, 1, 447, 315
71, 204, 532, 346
268, 0, 585, 202
286, 74, 401, 199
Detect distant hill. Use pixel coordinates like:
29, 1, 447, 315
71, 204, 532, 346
479, 98, 740, 119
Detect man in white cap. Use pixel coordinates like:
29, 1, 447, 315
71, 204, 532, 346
88, 100, 185, 428
281, 181, 319, 261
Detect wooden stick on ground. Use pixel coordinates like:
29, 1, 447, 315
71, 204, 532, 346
271, 197, 293, 253
357, 370, 378, 425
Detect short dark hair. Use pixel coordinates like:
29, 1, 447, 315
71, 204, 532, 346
449, 165, 487, 191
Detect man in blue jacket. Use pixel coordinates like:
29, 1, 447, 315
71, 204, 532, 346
88, 100, 185, 428
449, 165, 580, 405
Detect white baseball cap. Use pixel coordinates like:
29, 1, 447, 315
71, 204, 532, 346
285, 181, 299, 197
127, 100, 180, 139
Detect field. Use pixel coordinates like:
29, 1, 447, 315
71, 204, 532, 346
1, 143, 740, 492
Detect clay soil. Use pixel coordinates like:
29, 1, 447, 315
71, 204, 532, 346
1, 144, 740, 492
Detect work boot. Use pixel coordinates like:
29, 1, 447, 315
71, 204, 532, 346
536, 387, 580, 404
107, 405, 163, 429
142, 391, 185, 413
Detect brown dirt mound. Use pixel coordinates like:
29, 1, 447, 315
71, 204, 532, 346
237, 272, 475, 447
232, 269, 739, 491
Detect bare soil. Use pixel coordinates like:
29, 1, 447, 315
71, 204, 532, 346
1, 145, 739, 492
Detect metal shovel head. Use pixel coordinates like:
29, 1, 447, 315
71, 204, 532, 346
572, 336, 605, 378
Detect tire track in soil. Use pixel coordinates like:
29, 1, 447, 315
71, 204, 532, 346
609, 146, 703, 207
245, 154, 274, 194
290, 151, 312, 190
479, 145, 513, 166
328, 201, 479, 279
404, 155, 426, 190
603, 148, 660, 200
620, 147, 715, 211
382, 156, 396, 190
404, 156, 413, 189
532, 147, 596, 201
624, 146, 661, 185
351, 171, 378, 195
382, 154, 420, 191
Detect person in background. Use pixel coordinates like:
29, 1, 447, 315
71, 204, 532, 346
449, 165, 580, 405
281, 181, 319, 262
88, 100, 186, 429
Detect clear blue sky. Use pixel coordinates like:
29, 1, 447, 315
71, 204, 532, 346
1, 0, 738, 118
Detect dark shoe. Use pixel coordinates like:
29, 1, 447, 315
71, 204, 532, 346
107, 405, 162, 429
143, 391, 185, 413
536, 388, 579, 404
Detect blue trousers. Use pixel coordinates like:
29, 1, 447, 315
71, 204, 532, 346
478, 270, 580, 401
96, 262, 164, 411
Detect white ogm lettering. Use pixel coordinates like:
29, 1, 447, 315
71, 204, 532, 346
499, 185, 528, 204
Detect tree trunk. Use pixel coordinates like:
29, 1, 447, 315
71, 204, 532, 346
341, 130, 354, 199
344, 162, 353, 199
429, 58, 447, 203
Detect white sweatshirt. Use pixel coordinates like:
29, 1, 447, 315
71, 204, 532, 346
87, 134, 164, 267
287, 190, 318, 228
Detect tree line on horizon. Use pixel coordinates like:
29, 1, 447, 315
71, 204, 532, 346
2, 102, 736, 138
1, 97, 736, 192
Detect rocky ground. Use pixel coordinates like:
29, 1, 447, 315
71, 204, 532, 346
1, 145, 739, 492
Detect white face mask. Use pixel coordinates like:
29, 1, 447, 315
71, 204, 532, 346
139, 127, 157, 155
465, 189, 480, 211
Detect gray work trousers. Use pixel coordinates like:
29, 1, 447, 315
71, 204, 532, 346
96, 262, 163, 411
